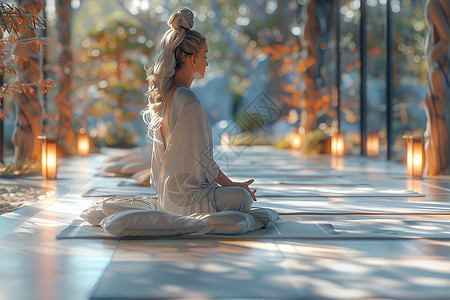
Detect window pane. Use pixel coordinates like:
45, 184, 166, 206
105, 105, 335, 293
340, 0, 361, 155
366, 0, 387, 159
391, 0, 427, 162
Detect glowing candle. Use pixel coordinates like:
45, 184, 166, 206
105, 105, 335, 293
220, 132, 229, 146
290, 131, 302, 149
366, 133, 379, 157
405, 135, 424, 178
331, 133, 344, 156
39, 136, 47, 178
38, 136, 58, 179
77, 128, 90, 156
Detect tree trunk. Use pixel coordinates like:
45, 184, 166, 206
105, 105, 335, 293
55, 0, 75, 149
423, 0, 450, 175
12, 0, 44, 162
300, 0, 334, 133
0, 29, 4, 165
210, 0, 252, 78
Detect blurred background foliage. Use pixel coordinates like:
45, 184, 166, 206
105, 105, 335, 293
1, 0, 428, 162
73, 14, 151, 147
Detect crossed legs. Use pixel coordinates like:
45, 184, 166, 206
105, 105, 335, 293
213, 186, 253, 212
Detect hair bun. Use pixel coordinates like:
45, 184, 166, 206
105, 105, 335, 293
168, 8, 194, 31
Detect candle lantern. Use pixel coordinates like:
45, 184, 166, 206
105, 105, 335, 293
290, 131, 302, 149
404, 135, 424, 178
366, 133, 379, 157
77, 128, 90, 156
220, 132, 229, 146
331, 133, 344, 156
38, 136, 58, 179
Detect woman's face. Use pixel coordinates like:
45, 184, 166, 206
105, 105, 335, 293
193, 41, 208, 79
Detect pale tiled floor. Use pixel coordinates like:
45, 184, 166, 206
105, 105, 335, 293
1, 145, 449, 299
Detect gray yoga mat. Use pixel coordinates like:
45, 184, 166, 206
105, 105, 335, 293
114, 176, 412, 190
57, 217, 450, 240
117, 180, 145, 187
307, 186, 424, 197
57, 219, 325, 240
230, 176, 368, 186
82, 186, 156, 197
253, 185, 424, 198
82, 184, 422, 198
254, 197, 448, 214
283, 215, 450, 238
224, 168, 344, 177
224, 164, 335, 172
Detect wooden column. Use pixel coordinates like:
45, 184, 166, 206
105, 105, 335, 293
360, 0, 367, 156
0, 29, 4, 165
12, 0, 44, 162
386, 0, 393, 160
423, 0, 450, 175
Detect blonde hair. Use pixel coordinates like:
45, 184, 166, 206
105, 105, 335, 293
142, 7, 205, 140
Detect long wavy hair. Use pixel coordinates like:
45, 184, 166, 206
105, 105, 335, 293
142, 7, 205, 140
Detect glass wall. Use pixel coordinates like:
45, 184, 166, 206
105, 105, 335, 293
391, 0, 427, 161
0, 0, 430, 162
337, 0, 427, 161
366, 0, 387, 159
340, 0, 361, 155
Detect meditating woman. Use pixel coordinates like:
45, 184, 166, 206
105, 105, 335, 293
142, 8, 257, 216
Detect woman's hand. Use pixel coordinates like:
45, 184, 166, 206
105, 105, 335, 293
233, 179, 257, 202
214, 170, 257, 201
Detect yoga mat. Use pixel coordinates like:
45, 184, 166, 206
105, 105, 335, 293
94, 172, 128, 178
81, 185, 420, 198
83, 183, 421, 198
224, 164, 335, 172
57, 217, 450, 240
283, 215, 450, 238
117, 180, 144, 187
230, 176, 368, 186
56, 219, 324, 240
253, 185, 424, 198
254, 187, 317, 197
254, 197, 450, 214
312, 186, 424, 197
225, 170, 344, 178
82, 186, 156, 197
283, 214, 450, 222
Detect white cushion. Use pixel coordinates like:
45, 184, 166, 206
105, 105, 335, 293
115, 153, 150, 164
120, 162, 149, 176
105, 155, 129, 163
190, 211, 264, 235
101, 161, 128, 174
248, 207, 280, 228
132, 169, 151, 186
105, 155, 127, 163
100, 209, 207, 237
102, 195, 159, 216
80, 201, 107, 225
102, 157, 149, 176
129, 155, 151, 163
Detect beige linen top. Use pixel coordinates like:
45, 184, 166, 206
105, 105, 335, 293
151, 87, 220, 216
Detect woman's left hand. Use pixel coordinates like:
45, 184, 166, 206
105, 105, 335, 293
214, 170, 257, 201
233, 179, 257, 201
